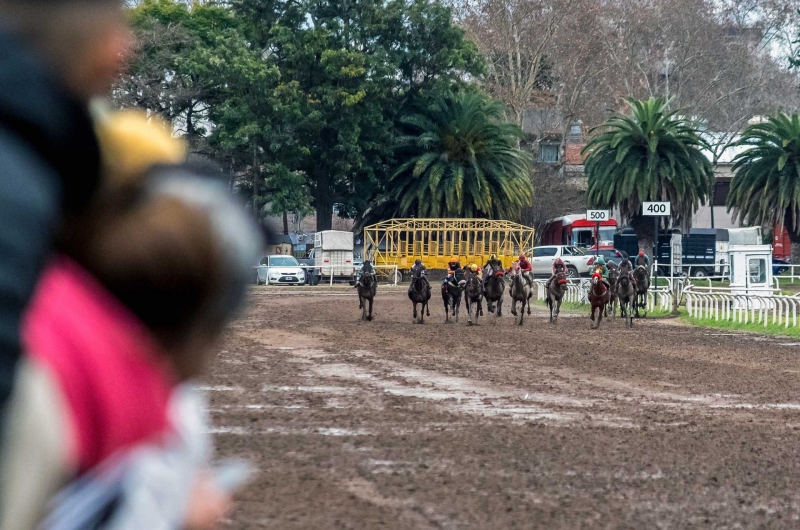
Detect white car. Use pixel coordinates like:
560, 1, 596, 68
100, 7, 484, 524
530, 245, 594, 278
256, 255, 306, 285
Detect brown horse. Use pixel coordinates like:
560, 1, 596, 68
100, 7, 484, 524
587, 272, 611, 329
615, 270, 636, 328
545, 270, 568, 324
606, 267, 619, 320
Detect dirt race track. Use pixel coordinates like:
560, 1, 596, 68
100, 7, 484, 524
209, 286, 800, 529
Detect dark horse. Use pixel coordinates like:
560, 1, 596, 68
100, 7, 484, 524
633, 265, 650, 317
408, 272, 431, 324
607, 267, 619, 320
442, 271, 466, 324
464, 270, 484, 325
356, 270, 377, 321
615, 270, 636, 328
545, 270, 568, 324
484, 269, 505, 318
509, 267, 532, 326
588, 272, 611, 329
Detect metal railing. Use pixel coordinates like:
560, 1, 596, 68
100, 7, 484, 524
255, 264, 401, 287
533, 277, 678, 313
684, 284, 800, 329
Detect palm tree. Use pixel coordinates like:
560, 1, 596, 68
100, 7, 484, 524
726, 114, 800, 264
583, 97, 714, 257
389, 91, 533, 219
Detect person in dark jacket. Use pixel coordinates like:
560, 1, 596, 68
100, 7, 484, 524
0, 0, 130, 418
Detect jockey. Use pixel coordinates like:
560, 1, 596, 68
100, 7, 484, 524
593, 256, 610, 289
469, 263, 482, 279
635, 250, 650, 271
483, 253, 503, 286
619, 256, 635, 286
411, 259, 427, 279
545, 257, 567, 290
517, 253, 533, 286
408, 259, 429, 296
353, 259, 374, 288
442, 256, 462, 292
607, 260, 618, 271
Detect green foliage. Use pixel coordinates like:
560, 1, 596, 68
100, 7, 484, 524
389, 91, 533, 219
726, 114, 800, 231
122, 0, 483, 229
583, 97, 714, 230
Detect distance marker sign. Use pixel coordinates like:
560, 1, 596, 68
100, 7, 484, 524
642, 202, 671, 216
586, 210, 610, 221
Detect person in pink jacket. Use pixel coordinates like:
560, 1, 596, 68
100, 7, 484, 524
0, 166, 261, 530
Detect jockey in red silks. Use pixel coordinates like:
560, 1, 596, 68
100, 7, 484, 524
517, 253, 533, 286
546, 257, 567, 290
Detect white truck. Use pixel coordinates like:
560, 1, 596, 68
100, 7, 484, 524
309, 230, 355, 285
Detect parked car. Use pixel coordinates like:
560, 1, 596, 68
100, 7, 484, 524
256, 255, 306, 285
585, 249, 626, 267
773, 257, 791, 276
530, 245, 594, 278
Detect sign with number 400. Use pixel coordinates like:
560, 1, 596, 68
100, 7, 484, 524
586, 210, 609, 221
642, 201, 671, 216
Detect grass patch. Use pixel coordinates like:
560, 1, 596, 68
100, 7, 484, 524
679, 312, 800, 338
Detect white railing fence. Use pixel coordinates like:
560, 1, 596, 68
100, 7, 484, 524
255, 264, 401, 287
534, 278, 678, 313
684, 285, 800, 329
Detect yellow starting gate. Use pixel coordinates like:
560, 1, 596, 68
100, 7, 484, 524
364, 218, 535, 271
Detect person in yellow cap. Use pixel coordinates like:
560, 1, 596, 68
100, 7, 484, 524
442, 256, 462, 294
483, 253, 502, 287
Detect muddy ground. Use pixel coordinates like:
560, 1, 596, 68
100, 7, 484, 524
209, 286, 800, 529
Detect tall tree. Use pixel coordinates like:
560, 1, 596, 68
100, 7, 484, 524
583, 97, 714, 256
726, 114, 800, 263
389, 91, 533, 219
233, 0, 483, 231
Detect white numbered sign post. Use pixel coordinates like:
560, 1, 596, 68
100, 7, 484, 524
586, 209, 609, 222
643, 202, 671, 216
586, 210, 609, 256
642, 201, 671, 300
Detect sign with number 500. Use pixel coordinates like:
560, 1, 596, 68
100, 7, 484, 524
586, 210, 609, 221
642, 201, 671, 216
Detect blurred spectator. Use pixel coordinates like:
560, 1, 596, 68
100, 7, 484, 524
0, 0, 130, 421
0, 166, 261, 529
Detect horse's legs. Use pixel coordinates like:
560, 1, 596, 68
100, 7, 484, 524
527, 292, 532, 315
360, 295, 366, 320
497, 297, 503, 317
555, 297, 562, 324
511, 296, 518, 317
413, 302, 418, 322
368, 297, 373, 321
426, 301, 430, 317
443, 297, 449, 323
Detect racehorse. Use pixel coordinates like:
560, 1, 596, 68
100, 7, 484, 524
408, 273, 431, 324
484, 269, 505, 318
606, 267, 619, 320
442, 270, 466, 324
508, 263, 532, 325
356, 269, 377, 321
545, 270, 568, 324
464, 270, 484, 325
587, 272, 611, 329
633, 265, 650, 317
615, 270, 636, 328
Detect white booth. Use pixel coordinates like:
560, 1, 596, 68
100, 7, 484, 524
729, 244, 773, 308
